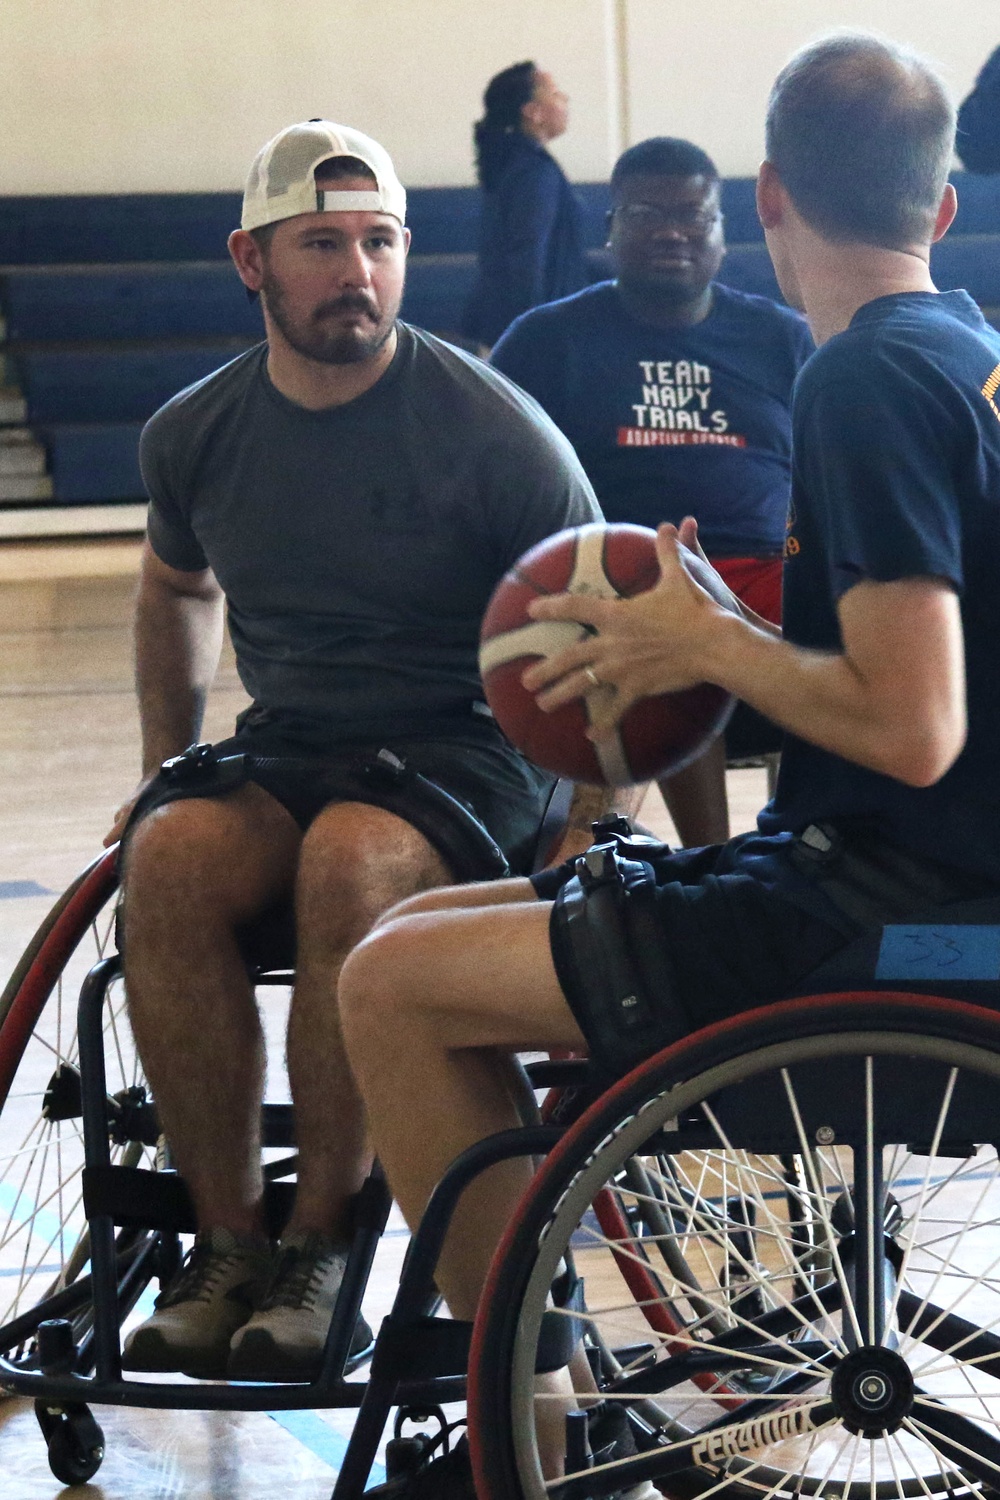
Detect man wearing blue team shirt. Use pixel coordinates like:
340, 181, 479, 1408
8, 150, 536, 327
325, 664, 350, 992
491, 138, 813, 846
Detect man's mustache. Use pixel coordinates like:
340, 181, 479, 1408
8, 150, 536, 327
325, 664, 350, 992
313, 293, 379, 323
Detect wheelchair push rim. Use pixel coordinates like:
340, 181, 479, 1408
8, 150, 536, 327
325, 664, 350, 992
469, 992, 1000, 1500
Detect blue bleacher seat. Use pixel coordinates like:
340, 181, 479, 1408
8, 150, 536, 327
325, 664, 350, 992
40, 423, 144, 501
950, 172, 1000, 235
405, 188, 481, 256
400, 255, 477, 332
715, 244, 782, 300
1, 177, 997, 518
0, 185, 609, 267
720, 179, 763, 243
14, 343, 255, 424
930, 235, 1000, 305
2, 265, 264, 343
0, 195, 244, 266
715, 172, 1000, 245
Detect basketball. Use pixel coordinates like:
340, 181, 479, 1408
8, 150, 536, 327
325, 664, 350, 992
479, 522, 736, 785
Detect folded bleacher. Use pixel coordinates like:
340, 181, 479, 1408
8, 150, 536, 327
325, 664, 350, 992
0, 174, 997, 537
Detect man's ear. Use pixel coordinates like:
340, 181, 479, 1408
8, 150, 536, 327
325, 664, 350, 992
931, 182, 958, 244
756, 161, 785, 231
228, 228, 266, 293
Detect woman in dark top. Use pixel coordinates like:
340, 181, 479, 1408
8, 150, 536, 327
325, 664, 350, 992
461, 61, 590, 350
957, 45, 1000, 173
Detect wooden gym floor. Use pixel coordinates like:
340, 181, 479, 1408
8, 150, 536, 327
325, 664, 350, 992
0, 538, 770, 1499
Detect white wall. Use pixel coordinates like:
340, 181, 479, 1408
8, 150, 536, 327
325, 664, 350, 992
624, 0, 998, 177
0, 0, 996, 194
0, 0, 614, 194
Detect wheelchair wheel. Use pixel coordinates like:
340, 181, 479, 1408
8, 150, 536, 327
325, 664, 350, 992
470, 992, 1000, 1500
0, 849, 158, 1370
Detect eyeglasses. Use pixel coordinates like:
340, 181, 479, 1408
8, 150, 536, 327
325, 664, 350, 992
608, 203, 723, 236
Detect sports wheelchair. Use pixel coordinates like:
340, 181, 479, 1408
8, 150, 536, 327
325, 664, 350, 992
4, 838, 1000, 1500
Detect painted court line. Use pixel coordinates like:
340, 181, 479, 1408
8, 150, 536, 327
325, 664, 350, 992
0, 880, 52, 899
266, 1408, 386, 1487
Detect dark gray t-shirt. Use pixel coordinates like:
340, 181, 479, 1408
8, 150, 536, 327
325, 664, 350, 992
142, 323, 601, 740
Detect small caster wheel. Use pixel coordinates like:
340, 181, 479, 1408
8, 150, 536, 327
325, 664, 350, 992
34, 1400, 105, 1485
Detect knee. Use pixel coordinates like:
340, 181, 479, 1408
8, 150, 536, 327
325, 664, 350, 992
123, 803, 217, 908
297, 803, 444, 953
338, 922, 417, 1055
122, 801, 263, 940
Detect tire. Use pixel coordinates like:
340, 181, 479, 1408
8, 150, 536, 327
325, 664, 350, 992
35, 1400, 105, 1484
0, 850, 157, 1367
469, 992, 1000, 1500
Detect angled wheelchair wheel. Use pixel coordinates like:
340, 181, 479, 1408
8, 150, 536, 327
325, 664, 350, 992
0, 849, 161, 1371
470, 992, 1000, 1500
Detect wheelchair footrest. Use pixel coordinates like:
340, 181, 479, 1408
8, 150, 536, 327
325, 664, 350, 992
370, 1273, 586, 1383
82, 1166, 296, 1237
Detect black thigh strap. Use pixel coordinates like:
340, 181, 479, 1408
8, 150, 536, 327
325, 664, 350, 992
551, 844, 689, 1079
119, 743, 509, 884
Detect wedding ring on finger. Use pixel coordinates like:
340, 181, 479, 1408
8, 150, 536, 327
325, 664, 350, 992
583, 666, 601, 688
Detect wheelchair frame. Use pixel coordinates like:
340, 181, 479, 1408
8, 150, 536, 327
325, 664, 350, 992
6, 848, 1000, 1500
0, 848, 578, 1494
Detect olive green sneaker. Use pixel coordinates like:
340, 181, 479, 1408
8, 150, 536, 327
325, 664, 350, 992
227, 1229, 373, 1382
122, 1227, 272, 1379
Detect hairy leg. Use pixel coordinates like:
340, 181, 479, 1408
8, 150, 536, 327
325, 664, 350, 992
657, 733, 729, 848
339, 899, 584, 1318
122, 785, 301, 1235
286, 801, 451, 1239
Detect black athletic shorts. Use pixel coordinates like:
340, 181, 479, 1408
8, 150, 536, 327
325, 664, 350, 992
126, 705, 555, 879
532, 826, 999, 1079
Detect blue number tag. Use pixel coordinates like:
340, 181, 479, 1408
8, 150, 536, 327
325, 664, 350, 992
875, 925, 1000, 982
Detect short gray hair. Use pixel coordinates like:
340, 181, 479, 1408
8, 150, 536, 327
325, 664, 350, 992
765, 32, 955, 250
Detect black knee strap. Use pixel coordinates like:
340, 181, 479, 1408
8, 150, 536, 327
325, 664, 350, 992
552, 841, 689, 1079
116, 744, 253, 864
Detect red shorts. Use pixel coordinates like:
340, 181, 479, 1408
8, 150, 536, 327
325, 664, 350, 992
712, 555, 782, 626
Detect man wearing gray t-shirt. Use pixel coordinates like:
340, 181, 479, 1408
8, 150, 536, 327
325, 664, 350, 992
110, 120, 601, 1383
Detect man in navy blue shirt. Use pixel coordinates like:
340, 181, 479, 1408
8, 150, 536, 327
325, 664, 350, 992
492, 138, 813, 846
340, 33, 1000, 1490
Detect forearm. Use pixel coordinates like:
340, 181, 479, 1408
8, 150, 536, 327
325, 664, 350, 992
529, 528, 966, 796
701, 609, 960, 787
134, 578, 224, 774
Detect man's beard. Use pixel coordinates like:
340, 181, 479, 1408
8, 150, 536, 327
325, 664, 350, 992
262, 274, 399, 365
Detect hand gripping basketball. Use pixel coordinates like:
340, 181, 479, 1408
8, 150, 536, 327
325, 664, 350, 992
479, 522, 735, 786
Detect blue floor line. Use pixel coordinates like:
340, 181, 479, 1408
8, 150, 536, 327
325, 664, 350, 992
0, 1180, 67, 1245
0, 880, 52, 899
265, 1407, 386, 1487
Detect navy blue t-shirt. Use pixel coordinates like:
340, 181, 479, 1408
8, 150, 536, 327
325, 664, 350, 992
760, 291, 1000, 882
491, 280, 813, 556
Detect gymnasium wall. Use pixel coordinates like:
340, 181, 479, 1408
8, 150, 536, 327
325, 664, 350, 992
2, 0, 997, 196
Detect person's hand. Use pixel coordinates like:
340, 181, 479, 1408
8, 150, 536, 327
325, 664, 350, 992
104, 772, 157, 847
522, 523, 731, 738
676, 515, 750, 620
